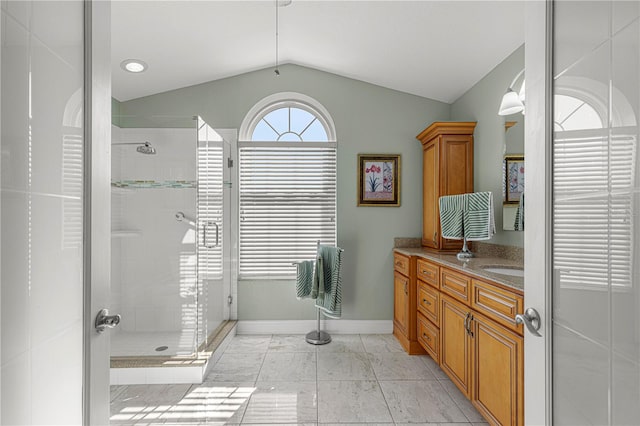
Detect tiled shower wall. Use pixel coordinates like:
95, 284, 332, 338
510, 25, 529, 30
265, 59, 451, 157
111, 127, 198, 335
553, 2, 640, 424
1, 1, 84, 423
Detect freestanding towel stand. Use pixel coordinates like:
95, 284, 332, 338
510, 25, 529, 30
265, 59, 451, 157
307, 241, 331, 345
306, 308, 332, 345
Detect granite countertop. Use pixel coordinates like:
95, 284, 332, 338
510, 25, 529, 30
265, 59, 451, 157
394, 247, 524, 292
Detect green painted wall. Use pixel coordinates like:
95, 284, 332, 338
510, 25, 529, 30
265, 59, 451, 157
111, 97, 121, 127
451, 45, 525, 247
118, 64, 450, 320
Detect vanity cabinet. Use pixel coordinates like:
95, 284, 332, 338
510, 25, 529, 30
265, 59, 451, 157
393, 271, 409, 336
441, 293, 473, 397
416, 122, 476, 250
393, 253, 426, 355
393, 250, 524, 426
472, 310, 523, 426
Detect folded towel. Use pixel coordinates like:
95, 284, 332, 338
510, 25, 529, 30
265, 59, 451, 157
295, 260, 316, 299
439, 194, 465, 240
314, 245, 344, 319
514, 192, 524, 231
464, 191, 496, 241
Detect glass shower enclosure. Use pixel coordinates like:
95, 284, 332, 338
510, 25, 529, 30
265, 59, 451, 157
110, 115, 231, 364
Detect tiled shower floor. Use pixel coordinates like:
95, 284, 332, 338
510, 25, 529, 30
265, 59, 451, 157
111, 331, 199, 357
110, 334, 488, 425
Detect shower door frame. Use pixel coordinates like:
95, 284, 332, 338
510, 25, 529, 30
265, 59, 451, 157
196, 122, 236, 349
523, 1, 553, 425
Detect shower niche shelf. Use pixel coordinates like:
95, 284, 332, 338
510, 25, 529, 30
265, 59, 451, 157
112, 180, 196, 190
111, 230, 142, 239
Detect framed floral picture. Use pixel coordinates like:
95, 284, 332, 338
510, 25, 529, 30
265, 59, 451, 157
357, 154, 401, 206
503, 154, 525, 204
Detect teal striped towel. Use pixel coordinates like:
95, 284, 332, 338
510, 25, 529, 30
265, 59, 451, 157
514, 192, 524, 231
439, 194, 465, 240
314, 245, 344, 319
464, 191, 495, 241
296, 260, 315, 299
313, 253, 324, 299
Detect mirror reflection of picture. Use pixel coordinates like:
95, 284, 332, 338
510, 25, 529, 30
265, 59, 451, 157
504, 155, 524, 204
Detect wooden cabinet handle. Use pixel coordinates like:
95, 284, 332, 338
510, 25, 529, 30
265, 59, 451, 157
403, 281, 408, 295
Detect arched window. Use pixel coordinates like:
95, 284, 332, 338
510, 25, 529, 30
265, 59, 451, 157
238, 93, 337, 279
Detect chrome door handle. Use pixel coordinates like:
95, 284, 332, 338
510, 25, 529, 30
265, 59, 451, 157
515, 307, 542, 337
95, 308, 121, 333
203, 221, 218, 249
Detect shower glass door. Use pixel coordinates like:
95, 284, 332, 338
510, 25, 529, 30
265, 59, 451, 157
111, 116, 202, 358
196, 117, 232, 349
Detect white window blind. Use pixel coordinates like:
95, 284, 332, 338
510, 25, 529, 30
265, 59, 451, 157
239, 142, 337, 279
197, 142, 224, 280
553, 127, 635, 289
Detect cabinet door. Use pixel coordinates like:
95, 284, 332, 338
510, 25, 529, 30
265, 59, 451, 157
472, 312, 524, 426
440, 294, 473, 398
422, 140, 440, 248
393, 272, 409, 336
440, 134, 473, 251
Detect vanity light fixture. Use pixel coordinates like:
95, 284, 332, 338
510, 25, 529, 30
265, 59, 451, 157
498, 69, 525, 116
120, 59, 148, 73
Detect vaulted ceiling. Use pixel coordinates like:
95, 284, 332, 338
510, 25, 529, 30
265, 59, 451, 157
111, 1, 525, 103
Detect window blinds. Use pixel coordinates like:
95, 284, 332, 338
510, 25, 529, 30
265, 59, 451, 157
553, 128, 635, 289
197, 142, 224, 280
239, 142, 337, 279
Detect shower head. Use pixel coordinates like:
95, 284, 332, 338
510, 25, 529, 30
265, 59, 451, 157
136, 142, 156, 155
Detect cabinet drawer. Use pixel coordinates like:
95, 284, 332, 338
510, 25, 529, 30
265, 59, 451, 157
394, 253, 410, 276
417, 258, 439, 288
418, 281, 440, 326
441, 268, 471, 305
417, 313, 440, 363
472, 279, 524, 334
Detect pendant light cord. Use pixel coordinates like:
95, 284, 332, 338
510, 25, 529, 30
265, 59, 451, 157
275, 0, 280, 75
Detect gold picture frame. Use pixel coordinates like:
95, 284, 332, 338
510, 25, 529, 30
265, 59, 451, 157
357, 154, 401, 207
503, 154, 525, 204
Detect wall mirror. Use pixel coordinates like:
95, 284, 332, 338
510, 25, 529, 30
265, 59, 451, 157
502, 116, 524, 231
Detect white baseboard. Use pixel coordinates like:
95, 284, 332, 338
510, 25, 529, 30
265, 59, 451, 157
237, 320, 393, 335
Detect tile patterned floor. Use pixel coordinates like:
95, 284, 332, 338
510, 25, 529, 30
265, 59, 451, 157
110, 334, 488, 425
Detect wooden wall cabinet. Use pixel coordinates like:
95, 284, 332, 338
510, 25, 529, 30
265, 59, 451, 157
416, 122, 475, 250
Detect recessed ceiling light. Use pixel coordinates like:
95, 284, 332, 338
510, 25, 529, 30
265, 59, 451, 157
120, 59, 148, 73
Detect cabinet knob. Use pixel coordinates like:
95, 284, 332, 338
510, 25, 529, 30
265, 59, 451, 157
433, 231, 438, 244
422, 333, 431, 341
422, 299, 431, 306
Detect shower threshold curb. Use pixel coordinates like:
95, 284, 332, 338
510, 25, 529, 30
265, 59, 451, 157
110, 320, 236, 369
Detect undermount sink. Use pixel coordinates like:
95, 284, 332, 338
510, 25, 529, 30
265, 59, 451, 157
482, 266, 525, 277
